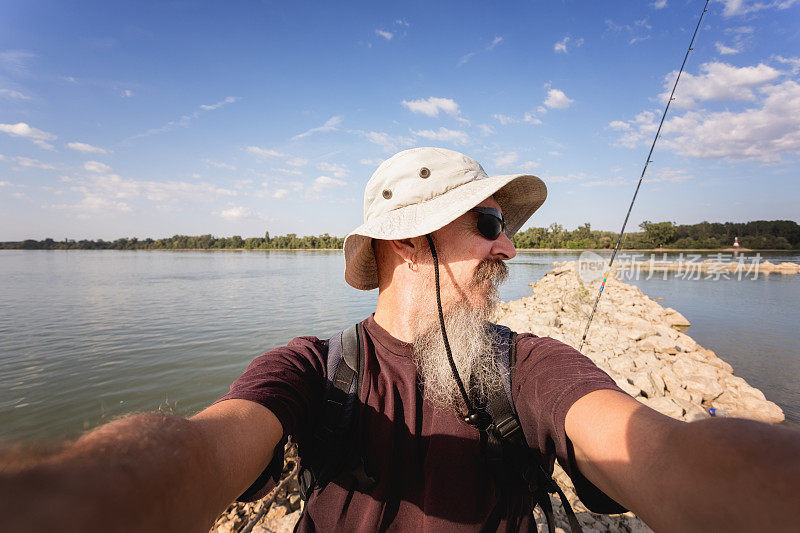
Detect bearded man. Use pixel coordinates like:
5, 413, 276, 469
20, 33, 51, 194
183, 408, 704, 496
2, 147, 799, 532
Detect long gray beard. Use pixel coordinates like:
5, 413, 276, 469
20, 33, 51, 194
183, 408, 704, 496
412, 301, 504, 412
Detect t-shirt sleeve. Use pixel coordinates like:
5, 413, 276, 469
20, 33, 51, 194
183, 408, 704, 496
215, 335, 327, 500
512, 333, 628, 514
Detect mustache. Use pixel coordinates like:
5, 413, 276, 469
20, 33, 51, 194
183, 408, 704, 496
470, 257, 509, 289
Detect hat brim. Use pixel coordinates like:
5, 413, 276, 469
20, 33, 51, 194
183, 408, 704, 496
344, 173, 547, 290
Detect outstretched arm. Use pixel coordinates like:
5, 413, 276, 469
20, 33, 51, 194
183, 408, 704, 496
566, 389, 800, 531
0, 399, 282, 532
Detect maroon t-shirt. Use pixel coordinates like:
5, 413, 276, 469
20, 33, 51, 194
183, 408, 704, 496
218, 316, 626, 531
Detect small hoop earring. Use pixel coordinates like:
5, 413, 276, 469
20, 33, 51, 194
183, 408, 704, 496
408, 261, 418, 272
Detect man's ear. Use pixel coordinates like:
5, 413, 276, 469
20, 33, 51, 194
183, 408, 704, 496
387, 237, 421, 265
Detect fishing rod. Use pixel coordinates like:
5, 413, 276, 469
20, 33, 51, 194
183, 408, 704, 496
578, 0, 710, 352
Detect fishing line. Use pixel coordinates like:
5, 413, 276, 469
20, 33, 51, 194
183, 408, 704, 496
578, 0, 710, 352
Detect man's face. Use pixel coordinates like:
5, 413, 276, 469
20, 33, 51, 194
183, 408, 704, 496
423, 197, 516, 311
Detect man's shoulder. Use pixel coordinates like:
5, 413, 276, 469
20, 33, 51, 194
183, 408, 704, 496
511, 330, 593, 369
239, 335, 329, 377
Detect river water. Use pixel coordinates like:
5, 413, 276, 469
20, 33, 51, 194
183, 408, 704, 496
1, 249, 798, 441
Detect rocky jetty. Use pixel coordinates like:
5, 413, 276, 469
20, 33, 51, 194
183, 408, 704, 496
212, 261, 784, 532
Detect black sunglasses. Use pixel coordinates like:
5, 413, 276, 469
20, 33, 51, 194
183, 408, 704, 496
468, 207, 506, 240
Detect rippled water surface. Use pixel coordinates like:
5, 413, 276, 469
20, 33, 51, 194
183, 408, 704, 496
1, 249, 798, 440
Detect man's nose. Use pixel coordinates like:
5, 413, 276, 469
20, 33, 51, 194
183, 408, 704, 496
491, 232, 517, 260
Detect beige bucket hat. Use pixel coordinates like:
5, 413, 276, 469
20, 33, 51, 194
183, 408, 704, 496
344, 147, 547, 290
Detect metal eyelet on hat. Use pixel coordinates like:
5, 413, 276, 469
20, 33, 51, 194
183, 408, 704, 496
382, 189, 392, 199
419, 167, 430, 178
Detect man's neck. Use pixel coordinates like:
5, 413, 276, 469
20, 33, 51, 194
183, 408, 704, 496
373, 304, 417, 343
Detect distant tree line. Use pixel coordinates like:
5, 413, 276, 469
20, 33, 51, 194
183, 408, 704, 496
0, 232, 344, 250
512, 220, 800, 250
2, 220, 798, 251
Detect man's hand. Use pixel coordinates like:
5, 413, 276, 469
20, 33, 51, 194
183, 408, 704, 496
0, 399, 282, 532
566, 389, 800, 531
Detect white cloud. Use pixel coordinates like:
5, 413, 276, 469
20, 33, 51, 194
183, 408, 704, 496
130, 96, 240, 139
522, 113, 542, 124
359, 158, 385, 166
457, 52, 477, 68
357, 130, 415, 152
543, 89, 574, 109
491, 112, 542, 126
660, 80, 800, 162
57, 173, 239, 217
67, 141, 107, 154
317, 162, 349, 178
612, 75, 800, 162
270, 167, 304, 176
246, 146, 286, 158
478, 124, 495, 136
0, 88, 28, 100
647, 168, 692, 183
216, 206, 260, 221
554, 36, 584, 54
665, 61, 781, 108
487, 36, 503, 50
492, 113, 515, 126
719, 0, 798, 17
715, 42, 742, 55
203, 159, 237, 170
286, 157, 308, 167
84, 161, 113, 173
652, 0, 668, 8
395, 19, 410, 27
604, 18, 651, 46
47, 195, 133, 218
291, 115, 342, 140
15, 157, 49, 170
311, 175, 347, 193
581, 176, 630, 187
402, 96, 461, 118
493, 152, 519, 168
0, 50, 36, 76
376, 29, 394, 40
411, 127, 470, 145
610, 109, 661, 148
121, 89, 133, 98
14, 156, 55, 170
0, 180, 12, 186
0, 122, 56, 149
774, 55, 800, 75
457, 35, 504, 67
200, 96, 239, 111
14, 156, 56, 170
272, 189, 289, 199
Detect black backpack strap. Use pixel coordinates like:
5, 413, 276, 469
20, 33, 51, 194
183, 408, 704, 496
298, 322, 376, 501
487, 324, 583, 533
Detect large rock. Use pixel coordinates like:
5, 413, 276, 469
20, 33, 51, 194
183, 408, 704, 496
640, 335, 678, 354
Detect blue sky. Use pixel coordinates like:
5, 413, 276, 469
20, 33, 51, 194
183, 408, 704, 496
1, 0, 799, 241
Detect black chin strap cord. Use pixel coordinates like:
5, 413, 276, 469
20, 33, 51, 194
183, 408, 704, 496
425, 234, 477, 419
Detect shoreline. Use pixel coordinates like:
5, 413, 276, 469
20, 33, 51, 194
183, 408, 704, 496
3, 247, 797, 253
